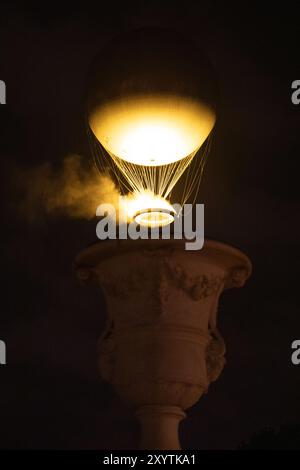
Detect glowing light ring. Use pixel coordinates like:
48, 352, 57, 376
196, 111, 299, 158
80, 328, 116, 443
134, 207, 175, 228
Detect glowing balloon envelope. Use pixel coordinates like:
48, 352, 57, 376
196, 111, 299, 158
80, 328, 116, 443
86, 29, 218, 226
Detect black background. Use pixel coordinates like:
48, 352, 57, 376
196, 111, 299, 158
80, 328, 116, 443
0, 1, 299, 449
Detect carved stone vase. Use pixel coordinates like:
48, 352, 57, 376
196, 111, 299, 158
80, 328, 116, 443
74, 238, 251, 449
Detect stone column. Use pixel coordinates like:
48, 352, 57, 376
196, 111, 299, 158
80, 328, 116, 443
74, 239, 251, 450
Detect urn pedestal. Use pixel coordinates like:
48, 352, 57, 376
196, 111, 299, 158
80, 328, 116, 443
74, 239, 251, 449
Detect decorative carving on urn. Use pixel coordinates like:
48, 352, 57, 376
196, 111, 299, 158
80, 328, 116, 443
206, 328, 226, 383
93, 255, 225, 303
74, 238, 251, 449
97, 319, 115, 383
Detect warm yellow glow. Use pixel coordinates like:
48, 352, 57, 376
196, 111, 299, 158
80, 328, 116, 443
125, 190, 175, 227
89, 94, 216, 166
135, 210, 174, 228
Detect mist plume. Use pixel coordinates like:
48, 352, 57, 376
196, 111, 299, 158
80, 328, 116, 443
17, 154, 122, 221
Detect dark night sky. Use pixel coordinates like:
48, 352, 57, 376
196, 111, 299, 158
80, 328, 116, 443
0, 1, 300, 449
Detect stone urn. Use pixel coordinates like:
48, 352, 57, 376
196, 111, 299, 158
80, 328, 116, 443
74, 238, 251, 449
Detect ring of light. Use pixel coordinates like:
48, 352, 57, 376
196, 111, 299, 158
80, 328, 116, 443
134, 208, 175, 228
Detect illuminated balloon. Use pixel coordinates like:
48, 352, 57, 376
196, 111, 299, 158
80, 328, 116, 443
86, 28, 218, 226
